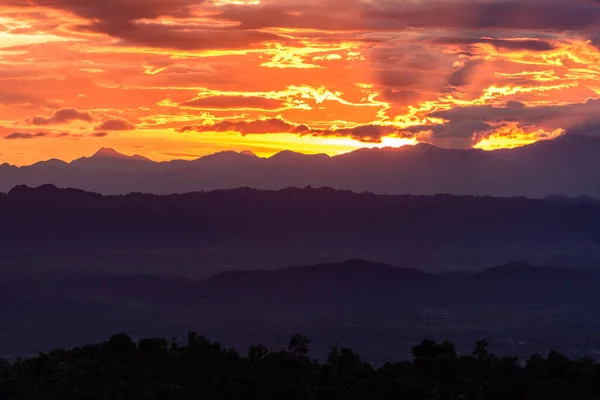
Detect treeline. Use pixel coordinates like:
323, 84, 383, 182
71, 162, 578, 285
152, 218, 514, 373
2, 334, 600, 399
5, 184, 600, 249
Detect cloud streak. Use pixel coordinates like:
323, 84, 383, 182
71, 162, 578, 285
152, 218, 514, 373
5, 131, 48, 140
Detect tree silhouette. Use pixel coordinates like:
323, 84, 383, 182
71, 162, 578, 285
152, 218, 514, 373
248, 344, 268, 363
473, 339, 490, 360
2, 332, 600, 399
288, 334, 310, 357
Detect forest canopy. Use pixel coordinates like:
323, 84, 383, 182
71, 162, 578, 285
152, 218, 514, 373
1, 333, 599, 399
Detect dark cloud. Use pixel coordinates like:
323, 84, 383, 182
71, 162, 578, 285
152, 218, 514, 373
5, 0, 286, 50
210, 0, 600, 37
432, 120, 492, 139
397, 120, 496, 148
179, 96, 288, 111
5, 131, 48, 140
0, 91, 55, 107
327, 124, 402, 142
437, 37, 556, 52
377, 69, 425, 89
95, 119, 136, 131
4, 0, 202, 24
8, 0, 598, 54
377, 89, 422, 106
212, 0, 377, 32
294, 124, 407, 143
27, 108, 93, 125
559, 117, 600, 137
180, 117, 406, 143
365, 0, 600, 31
448, 60, 484, 87
4, 130, 111, 140
399, 99, 600, 147
403, 120, 492, 137
6, 0, 600, 47
75, 22, 286, 50
429, 99, 600, 127
180, 118, 302, 134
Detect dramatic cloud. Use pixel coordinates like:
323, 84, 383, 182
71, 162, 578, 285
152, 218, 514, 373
429, 99, 600, 129
181, 117, 408, 142
27, 108, 93, 125
181, 116, 417, 143
2, 0, 600, 164
95, 119, 136, 131
3, 0, 204, 21
76, 23, 286, 50
363, 1, 600, 31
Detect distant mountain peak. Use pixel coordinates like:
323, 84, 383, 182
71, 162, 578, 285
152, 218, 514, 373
270, 150, 329, 160
93, 147, 122, 158
199, 150, 257, 161
240, 150, 257, 157
270, 150, 302, 158
31, 159, 68, 168
91, 148, 150, 161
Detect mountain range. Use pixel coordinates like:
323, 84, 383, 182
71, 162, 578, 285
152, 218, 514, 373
3, 134, 600, 197
3, 184, 600, 279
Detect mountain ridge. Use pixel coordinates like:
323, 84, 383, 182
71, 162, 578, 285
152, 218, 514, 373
3, 134, 600, 196
5, 258, 600, 361
4, 184, 600, 278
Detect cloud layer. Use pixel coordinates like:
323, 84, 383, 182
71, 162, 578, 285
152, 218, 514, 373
2, 0, 600, 164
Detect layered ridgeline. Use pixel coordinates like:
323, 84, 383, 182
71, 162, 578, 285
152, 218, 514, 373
3, 134, 600, 197
2, 185, 600, 277
4, 260, 600, 364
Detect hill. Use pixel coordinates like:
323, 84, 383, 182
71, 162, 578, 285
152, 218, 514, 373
3, 185, 600, 278
4, 260, 600, 361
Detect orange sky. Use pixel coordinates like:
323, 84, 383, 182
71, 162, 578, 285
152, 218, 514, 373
2, 0, 600, 165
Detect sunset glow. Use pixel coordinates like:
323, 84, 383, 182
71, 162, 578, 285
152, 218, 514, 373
2, 0, 600, 165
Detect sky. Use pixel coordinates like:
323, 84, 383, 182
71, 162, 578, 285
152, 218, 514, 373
2, 0, 600, 165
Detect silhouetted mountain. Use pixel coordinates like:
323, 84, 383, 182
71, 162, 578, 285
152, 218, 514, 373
455, 261, 600, 305
198, 260, 435, 300
69, 147, 154, 172
4, 135, 600, 196
90, 147, 150, 161
5, 260, 600, 361
193, 260, 600, 306
3, 185, 600, 278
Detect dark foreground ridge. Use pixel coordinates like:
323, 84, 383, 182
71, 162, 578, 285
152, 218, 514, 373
2, 332, 600, 399
4, 260, 600, 363
4, 134, 600, 197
